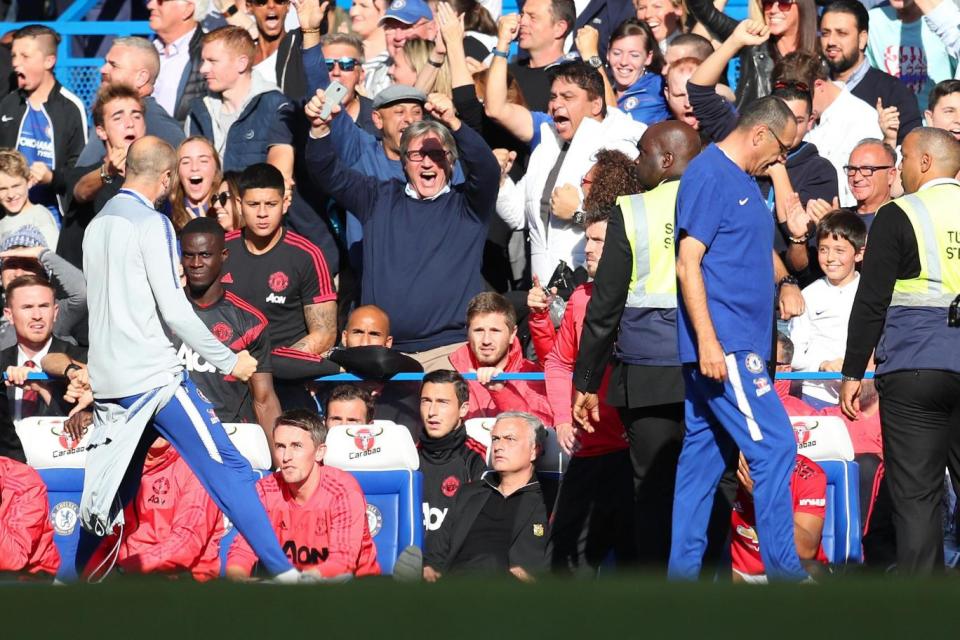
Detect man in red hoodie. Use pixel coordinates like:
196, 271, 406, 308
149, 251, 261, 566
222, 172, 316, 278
449, 292, 553, 426
0, 455, 59, 578
85, 438, 224, 581
227, 409, 380, 579
528, 208, 634, 573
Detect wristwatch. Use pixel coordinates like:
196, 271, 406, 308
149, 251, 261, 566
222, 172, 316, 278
63, 363, 83, 378
587, 56, 603, 69
841, 375, 861, 383
777, 274, 800, 289
99, 163, 114, 184
224, 3, 239, 16
573, 210, 585, 225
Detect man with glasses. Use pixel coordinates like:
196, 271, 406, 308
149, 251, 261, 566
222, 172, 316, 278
844, 139, 897, 229
148, 0, 209, 123
670, 96, 811, 582
305, 88, 500, 370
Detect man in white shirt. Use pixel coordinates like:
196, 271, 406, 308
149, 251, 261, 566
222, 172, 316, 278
148, 0, 209, 123
774, 51, 882, 206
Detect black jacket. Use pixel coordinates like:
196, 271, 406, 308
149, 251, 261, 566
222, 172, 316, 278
850, 65, 922, 146
425, 471, 550, 575
276, 29, 307, 103
686, 0, 775, 109
1, 337, 86, 420
570, 0, 636, 60
0, 80, 87, 201
172, 27, 207, 124
418, 426, 488, 560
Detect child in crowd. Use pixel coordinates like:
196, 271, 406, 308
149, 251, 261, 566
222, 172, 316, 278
0, 149, 59, 249
789, 211, 866, 409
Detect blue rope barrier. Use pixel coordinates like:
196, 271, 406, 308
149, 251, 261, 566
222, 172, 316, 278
11, 370, 875, 381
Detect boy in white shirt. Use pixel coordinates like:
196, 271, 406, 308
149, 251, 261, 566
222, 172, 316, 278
789, 211, 867, 409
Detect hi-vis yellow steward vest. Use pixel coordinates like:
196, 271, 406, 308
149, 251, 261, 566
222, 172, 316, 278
618, 179, 681, 311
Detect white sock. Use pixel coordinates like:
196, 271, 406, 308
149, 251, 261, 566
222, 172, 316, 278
273, 568, 300, 584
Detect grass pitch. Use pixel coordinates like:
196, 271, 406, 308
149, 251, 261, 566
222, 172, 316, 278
3, 574, 959, 639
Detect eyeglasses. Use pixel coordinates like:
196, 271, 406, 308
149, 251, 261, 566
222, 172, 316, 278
324, 57, 360, 72
766, 126, 790, 158
249, 0, 289, 6
761, 0, 796, 9
404, 149, 451, 163
773, 79, 809, 93
210, 192, 230, 208
843, 164, 894, 177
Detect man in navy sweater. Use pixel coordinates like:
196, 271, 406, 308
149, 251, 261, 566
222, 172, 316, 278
305, 88, 500, 371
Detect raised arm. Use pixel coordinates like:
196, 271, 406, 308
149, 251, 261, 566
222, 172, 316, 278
686, 0, 739, 41
485, 15, 536, 143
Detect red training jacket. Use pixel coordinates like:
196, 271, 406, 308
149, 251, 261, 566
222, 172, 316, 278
88, 443, 224, 581
449, 338, 553, 426
529, 284, 628, 457
0, 456, 60, 575
227, 465, 380, 578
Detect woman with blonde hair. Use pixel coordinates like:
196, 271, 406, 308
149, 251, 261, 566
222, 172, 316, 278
389, 37, 453, 97
170, 136, 222, 232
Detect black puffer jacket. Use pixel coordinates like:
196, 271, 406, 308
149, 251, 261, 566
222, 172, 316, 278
686, 0, 776, 108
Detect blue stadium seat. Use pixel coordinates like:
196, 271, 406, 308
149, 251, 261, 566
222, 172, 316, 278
817, 459, 863, 565
349, 469, 424, 576
36, 467, 85, 581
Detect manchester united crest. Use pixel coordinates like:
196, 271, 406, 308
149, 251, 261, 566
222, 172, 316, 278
268, 271, 289, 293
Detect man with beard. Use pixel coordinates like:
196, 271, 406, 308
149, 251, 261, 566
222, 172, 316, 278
820, 0, 921, 145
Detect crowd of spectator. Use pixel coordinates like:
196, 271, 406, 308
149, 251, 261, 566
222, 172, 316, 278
1, 0, 960, 582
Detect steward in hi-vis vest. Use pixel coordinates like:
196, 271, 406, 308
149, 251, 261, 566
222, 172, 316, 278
841, 127, 960, 576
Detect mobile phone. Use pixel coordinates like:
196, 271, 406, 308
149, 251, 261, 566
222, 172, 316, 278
320, 81, 349, 121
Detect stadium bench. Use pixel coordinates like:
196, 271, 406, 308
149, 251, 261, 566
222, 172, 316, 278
325, 420, 424, 575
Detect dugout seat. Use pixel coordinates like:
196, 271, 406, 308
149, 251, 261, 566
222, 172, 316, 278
816, 459, 863, 564
223, 422, 273, 471
324, 420, 423, 575
789, 415, 855, 462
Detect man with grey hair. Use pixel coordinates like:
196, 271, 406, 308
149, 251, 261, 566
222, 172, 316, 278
424, 411, 550, 581
305, 88, 500, 370
76, 36, 185, 167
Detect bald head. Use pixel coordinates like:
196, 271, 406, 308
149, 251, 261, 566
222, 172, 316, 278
635, 121, 702, 190
900, 127, 960, 193
126, 136, 177, 179
343, 305, 392, 348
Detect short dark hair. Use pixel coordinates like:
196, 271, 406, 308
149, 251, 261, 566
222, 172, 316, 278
0, 257, 45, 278
667, 33, 714, 62
816, 210, 867, 252
4, 274, 55, 307
771, 81, 812, 113
13, 25, 61, 57
421, 369, 469, 406
548, 0, 576, 38
609, 18, 664, 75
238, 163, 285, 197
928, 79, 960, 112
773, 51, 829, 88
275, 408, 327, 446
325, 384, 375, 423
736, 95, 794, 135
92, 83, 144, 128
549, 61, 607, 117
466, 291, 517, 330
776, 331, 794, 363
181, 216, 226, 241
821, 0, 869, 33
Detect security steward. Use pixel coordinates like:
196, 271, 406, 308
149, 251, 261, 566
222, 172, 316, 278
840, 127, 960, 575
572, 121, 722, 566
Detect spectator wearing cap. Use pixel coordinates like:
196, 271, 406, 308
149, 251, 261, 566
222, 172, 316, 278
0, 226, 87, 351
305, 86, 500, 367
76, 36, 186, 168
186, 26, 295, 177
149, 0, 209, 123
381, 0, 437, 62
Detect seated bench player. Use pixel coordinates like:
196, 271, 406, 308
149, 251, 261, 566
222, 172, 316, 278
0, 454, 60, 578
226, 409, 380, 579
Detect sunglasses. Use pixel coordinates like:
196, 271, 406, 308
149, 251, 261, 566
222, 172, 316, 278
325, 57, 360, 72
404, 149, 451, 163
249, 0, 289, 6
210, 192, 231, 207
761, 0, 796, 9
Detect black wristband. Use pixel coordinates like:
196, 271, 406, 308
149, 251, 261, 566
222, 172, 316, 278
224, 3, 239, 16
63, 363, 82, 378
778, 275, 800, 289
